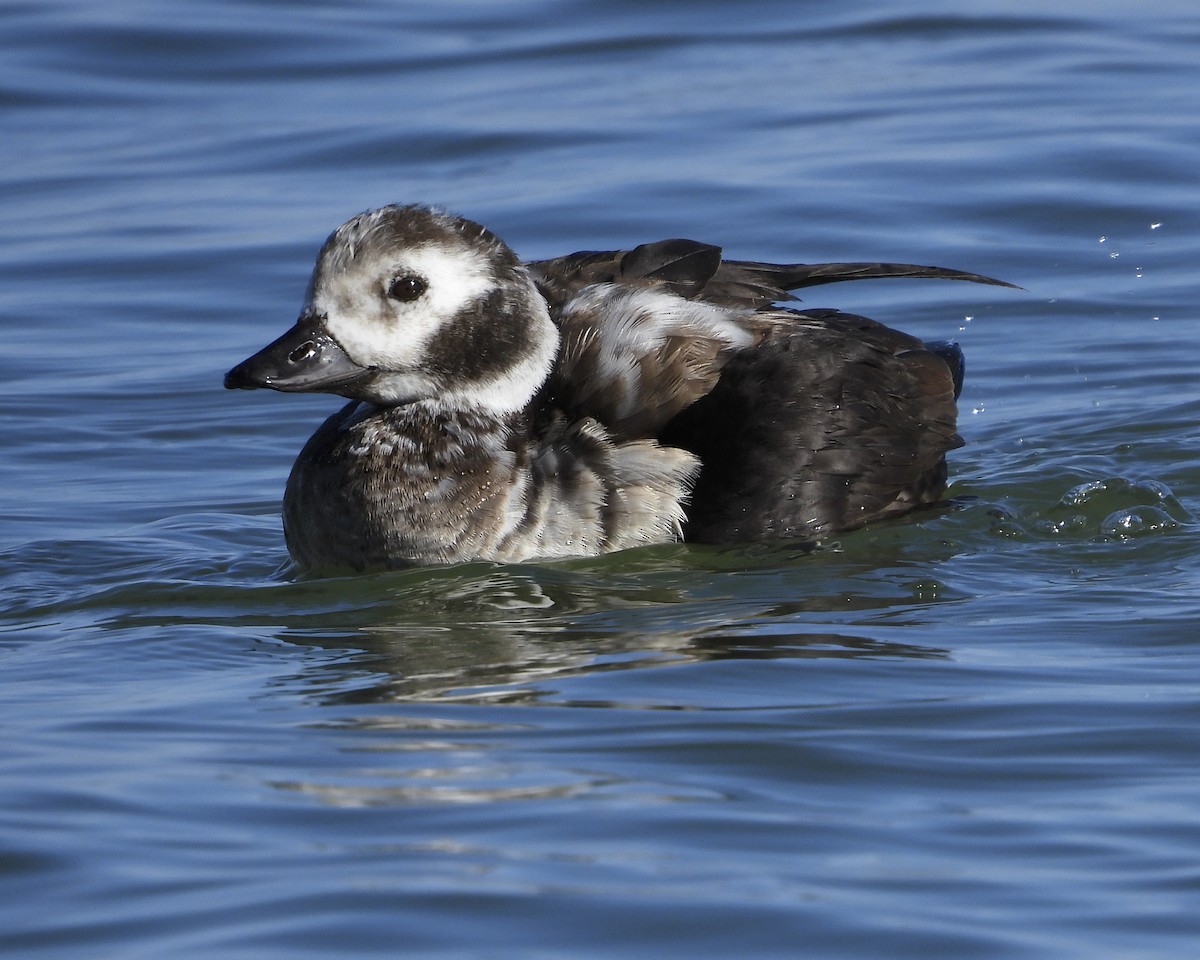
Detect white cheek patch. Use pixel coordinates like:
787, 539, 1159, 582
403, 243, 494, 326
309, 242, 495, 371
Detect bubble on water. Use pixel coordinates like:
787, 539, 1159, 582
1059, 477, 1175, 509
1046, 477, 1194, 541
1037, 514, 1089, 536
1058, 480, 1106, 507
1101, 506, 1178, 539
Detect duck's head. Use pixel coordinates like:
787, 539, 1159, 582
225, 204, 558, 414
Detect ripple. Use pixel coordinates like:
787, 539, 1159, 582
4, 2, 1200, 959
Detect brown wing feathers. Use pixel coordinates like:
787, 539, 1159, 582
527, 238, 1014, 310
526, 236, 1000, 541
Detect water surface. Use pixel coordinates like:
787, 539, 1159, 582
2, 1, 1199, 957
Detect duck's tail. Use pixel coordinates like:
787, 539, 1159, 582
725, 259, 1019, 295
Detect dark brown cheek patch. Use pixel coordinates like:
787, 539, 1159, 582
423, 288, 531, 384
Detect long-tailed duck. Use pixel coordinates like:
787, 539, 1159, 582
225, 204, 1011, 570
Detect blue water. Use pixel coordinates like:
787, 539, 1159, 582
3, 1, 1200, 957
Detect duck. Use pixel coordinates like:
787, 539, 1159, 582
225, 204, 1011, 570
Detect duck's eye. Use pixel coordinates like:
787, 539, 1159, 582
387, 274, 427, 303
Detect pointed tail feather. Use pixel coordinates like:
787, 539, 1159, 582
728, 259, 1019, 292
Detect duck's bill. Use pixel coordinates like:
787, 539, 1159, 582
224, 317, 371, 394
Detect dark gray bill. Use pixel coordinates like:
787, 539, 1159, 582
224, 316, 371, 394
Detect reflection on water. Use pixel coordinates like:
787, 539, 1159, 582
262, 547, 956, 705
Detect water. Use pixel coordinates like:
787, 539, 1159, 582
3, 1, 1199, 956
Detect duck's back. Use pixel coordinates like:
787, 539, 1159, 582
530, 239, 982, 544
658, 309, 964, 542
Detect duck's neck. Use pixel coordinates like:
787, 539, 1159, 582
433, 287, 561, 418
